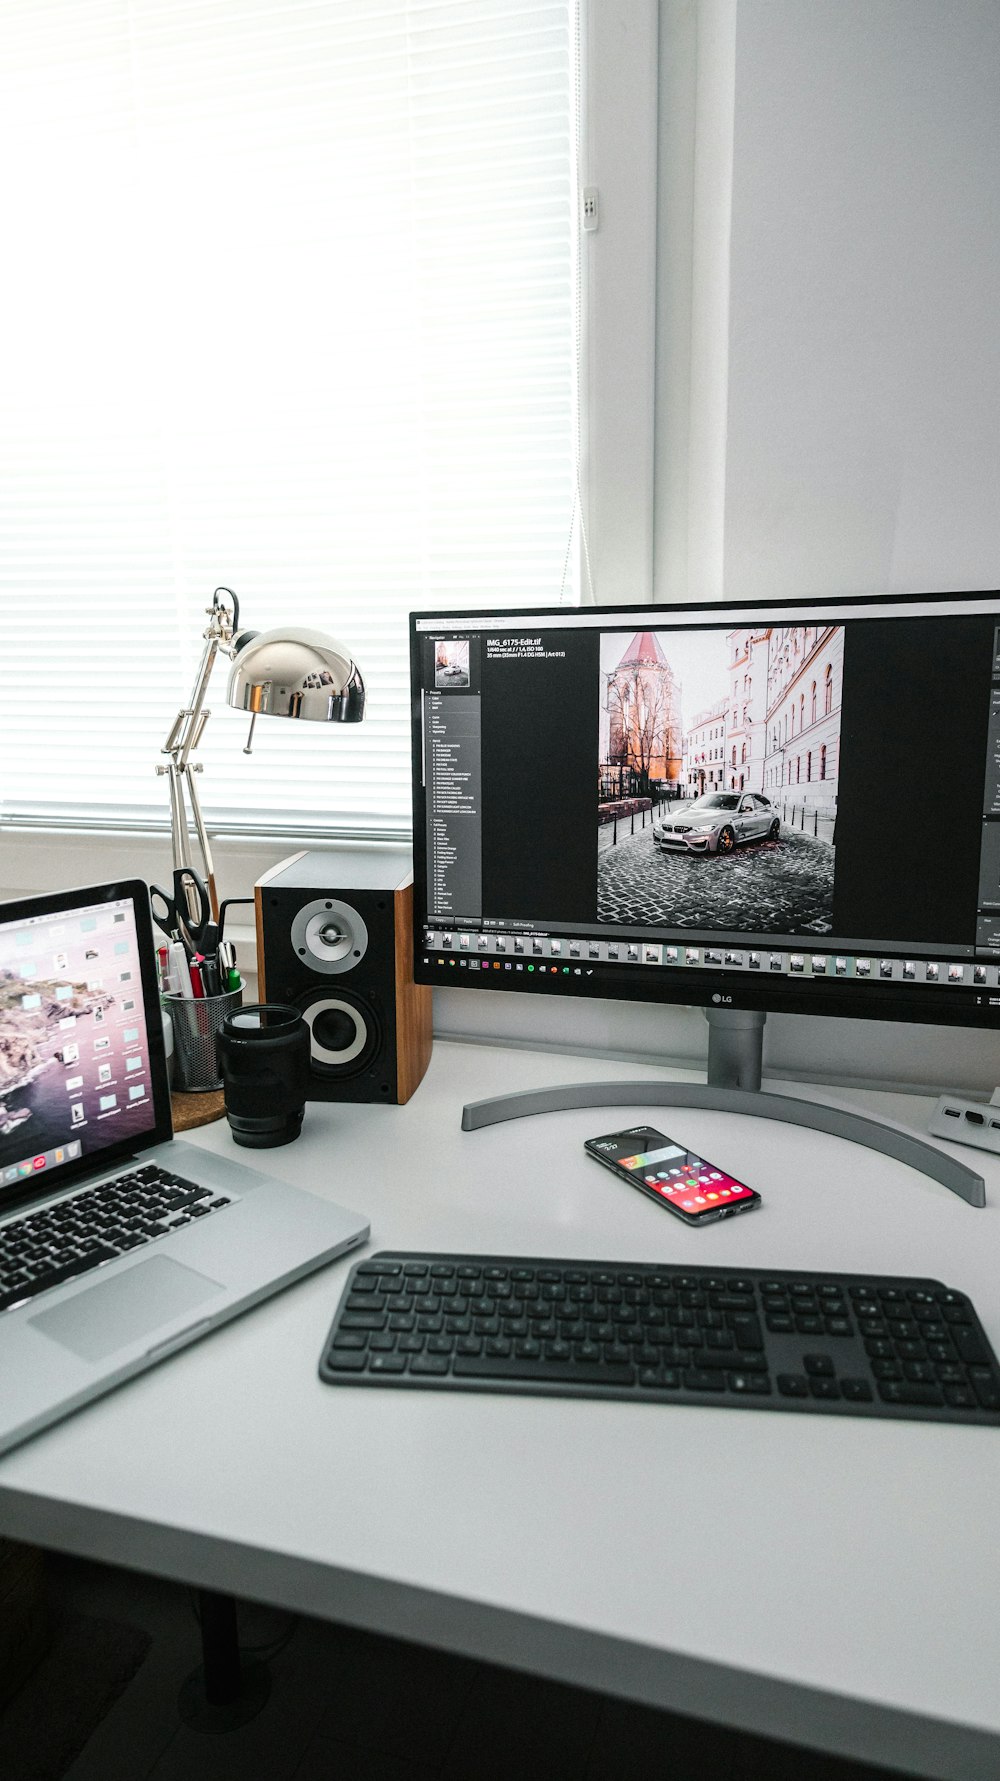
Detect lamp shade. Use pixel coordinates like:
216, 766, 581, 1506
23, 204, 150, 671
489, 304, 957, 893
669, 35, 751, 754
226, 626, 365, 723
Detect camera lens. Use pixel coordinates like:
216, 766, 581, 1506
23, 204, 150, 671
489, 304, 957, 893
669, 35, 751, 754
216, 1003, 311, 1147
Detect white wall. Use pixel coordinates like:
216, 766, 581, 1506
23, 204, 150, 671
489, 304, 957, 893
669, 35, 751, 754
722, 0, 1000, 600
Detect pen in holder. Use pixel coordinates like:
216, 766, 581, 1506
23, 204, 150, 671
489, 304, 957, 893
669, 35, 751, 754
161, 987, 243, 1093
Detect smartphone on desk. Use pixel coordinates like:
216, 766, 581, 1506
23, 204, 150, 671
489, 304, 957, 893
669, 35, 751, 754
584, 1125, 762, 1226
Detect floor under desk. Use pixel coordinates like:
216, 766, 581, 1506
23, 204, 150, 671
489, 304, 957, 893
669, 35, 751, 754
0, 1554, 904, 1781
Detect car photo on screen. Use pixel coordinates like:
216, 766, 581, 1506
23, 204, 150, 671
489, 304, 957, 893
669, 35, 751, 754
597, 624, 844, 934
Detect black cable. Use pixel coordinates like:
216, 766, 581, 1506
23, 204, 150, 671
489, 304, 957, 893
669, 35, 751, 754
213, 584, 240, 629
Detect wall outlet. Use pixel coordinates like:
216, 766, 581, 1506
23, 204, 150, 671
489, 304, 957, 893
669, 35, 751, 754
582, 186, 599, 231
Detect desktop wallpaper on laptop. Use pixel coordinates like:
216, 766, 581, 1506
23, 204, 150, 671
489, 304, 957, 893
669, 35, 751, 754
0, 895, 155, 1192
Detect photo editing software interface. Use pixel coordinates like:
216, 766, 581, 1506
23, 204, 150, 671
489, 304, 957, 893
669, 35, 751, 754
411, 593, 1000, 1031
0, 893, 155, 1201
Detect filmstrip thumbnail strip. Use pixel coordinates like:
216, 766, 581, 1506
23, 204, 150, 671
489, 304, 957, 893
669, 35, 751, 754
424, 931, 995, 987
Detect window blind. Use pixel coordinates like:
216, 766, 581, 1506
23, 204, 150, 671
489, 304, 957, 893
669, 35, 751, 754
0, 0, 577, 837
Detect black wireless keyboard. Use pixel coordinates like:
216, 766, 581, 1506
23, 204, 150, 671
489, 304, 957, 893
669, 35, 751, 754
318, 1253, 1000, 1424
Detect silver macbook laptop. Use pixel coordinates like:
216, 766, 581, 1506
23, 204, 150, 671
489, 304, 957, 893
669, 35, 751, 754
0, 877, 369, 1455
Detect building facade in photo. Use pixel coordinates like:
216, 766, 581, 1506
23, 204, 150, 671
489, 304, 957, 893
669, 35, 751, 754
604, 631, 683, 792
761, 624, 843, 813
724, 628, 771, 792
683, 697, 728, 794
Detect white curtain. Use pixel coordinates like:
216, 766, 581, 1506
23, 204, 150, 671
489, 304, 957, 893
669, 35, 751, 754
0, 0, 578, 836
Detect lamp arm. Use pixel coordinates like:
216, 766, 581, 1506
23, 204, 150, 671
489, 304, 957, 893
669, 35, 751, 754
182, 766, 220, 922
158, 592, 240, 915
163, 763, 189, 875
160, 633, 219, 771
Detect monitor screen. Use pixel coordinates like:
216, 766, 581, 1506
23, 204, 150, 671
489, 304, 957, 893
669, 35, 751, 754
0, 884, 162, 1203
410, 591, 1000, 1034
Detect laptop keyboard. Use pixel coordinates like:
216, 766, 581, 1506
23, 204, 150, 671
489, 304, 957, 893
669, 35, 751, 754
319, 1253, 1000, 1425
0, 1164, 232, 1314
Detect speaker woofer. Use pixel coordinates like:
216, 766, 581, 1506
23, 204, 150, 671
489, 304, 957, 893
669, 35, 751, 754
298, 989, 381, 1078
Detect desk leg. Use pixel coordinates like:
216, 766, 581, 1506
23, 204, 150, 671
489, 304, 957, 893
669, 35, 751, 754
178, 1588, 271, 1732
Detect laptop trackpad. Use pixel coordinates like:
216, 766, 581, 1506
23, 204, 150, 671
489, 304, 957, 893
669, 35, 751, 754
30, 1256, 224, 1363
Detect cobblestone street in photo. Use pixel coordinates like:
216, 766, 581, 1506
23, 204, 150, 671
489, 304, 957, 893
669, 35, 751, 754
597, 826, 835, 934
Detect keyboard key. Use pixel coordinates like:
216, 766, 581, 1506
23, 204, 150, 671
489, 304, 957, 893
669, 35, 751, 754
688, 1349, 738, 1372
348, 1290, 385, 1312
454, 1355, 636, 1387
969, 1369, 1000, 1409
877, 1381, 945, 1407
840, 1378, 873, 1403
903, 1361, 936, 1384
731, 1315, 764, 1351
944, 1385, 976, 1409
410, 1354, 450, 1375
953, 1327, 990, 1366
639, 1367, 674, 1388
326, 1349, 368, 1371
803, 1353, 835, 1377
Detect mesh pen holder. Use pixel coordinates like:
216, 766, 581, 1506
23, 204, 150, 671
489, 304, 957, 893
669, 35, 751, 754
161, 989, 243, 1092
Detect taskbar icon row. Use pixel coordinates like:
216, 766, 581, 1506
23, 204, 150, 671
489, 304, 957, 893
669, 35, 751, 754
2, 1138, 82, 1189
423, 930, 996, 988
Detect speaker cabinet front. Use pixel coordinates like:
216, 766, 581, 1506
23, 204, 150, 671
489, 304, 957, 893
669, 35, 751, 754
255, 851, 432, 1104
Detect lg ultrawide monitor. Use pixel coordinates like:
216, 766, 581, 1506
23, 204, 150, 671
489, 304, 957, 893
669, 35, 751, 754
410, 592, 1000, 1037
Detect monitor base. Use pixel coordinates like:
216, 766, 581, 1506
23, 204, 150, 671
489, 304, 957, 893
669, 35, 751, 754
460, 1012, 985, 1207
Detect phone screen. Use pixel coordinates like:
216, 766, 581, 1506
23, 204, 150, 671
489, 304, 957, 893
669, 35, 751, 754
587, 1127, 759, 1219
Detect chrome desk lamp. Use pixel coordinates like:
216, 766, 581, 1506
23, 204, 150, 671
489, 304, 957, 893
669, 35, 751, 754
158, 587, 365, 923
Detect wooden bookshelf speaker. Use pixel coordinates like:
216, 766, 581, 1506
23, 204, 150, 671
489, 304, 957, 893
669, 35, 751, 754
254, 851, 432, 1104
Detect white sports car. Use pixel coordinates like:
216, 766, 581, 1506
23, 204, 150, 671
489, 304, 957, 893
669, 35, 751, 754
653, 792, 781, 856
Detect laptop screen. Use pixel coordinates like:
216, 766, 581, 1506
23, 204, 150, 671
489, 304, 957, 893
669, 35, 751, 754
0, 882, 169, 1205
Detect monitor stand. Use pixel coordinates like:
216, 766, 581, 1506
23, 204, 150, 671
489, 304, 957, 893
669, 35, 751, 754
460, 1007, 985, 1207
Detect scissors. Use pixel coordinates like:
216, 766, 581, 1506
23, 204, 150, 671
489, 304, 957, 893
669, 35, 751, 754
151, 868, 215, 954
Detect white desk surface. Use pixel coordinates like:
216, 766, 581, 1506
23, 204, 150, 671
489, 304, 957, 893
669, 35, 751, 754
2, 1039, 999, 1781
